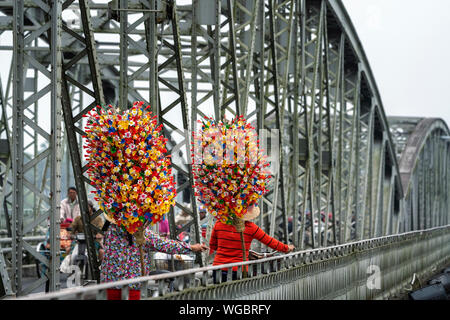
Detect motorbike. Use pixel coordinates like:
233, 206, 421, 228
63, 232, 98, 286
72, 233, 89, 280
59, 232, 91, 287
147, 251, 195, 296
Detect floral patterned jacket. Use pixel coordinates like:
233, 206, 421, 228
100, 223, 192, 289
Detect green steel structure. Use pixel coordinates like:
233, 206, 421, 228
0, 0, 448, 299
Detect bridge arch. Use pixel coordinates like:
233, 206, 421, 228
391, 117, 450, 232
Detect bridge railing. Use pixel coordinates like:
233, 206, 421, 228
10, 225, 450, 300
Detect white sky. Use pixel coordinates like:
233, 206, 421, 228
342, 0, 450, 128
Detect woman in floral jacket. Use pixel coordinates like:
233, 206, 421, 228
100, 217, 207, 300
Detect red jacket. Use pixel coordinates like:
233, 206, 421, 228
209, 221, 289, 271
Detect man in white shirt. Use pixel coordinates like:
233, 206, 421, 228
60, 187, 81, 222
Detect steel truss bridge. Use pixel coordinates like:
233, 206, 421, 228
0, 0, 449, 299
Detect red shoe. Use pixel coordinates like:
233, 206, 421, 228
106, 288, 141, 300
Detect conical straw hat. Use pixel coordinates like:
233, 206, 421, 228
242, 205, 260, 221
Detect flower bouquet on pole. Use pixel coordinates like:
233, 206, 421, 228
191, 116, 271, 275
84, 101, 176, 276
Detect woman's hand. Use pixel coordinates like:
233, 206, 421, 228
287, 244, 295, 252
190, 243, 209, 252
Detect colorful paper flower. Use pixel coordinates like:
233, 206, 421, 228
84, 101, 176, 235
191, 116, 271, 225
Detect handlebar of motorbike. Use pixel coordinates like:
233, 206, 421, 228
248, 250, 278, 260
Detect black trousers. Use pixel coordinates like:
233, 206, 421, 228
213, 270, 238, 284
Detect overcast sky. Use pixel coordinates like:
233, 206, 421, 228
342, 0, 450, 128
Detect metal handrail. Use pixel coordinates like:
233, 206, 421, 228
0, 236, 46, 244
11, 224, 450, 300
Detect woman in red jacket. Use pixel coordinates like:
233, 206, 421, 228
209, 205, 294, 283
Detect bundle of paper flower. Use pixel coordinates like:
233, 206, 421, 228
191, 116, 271, 225
84, 101, 176, 234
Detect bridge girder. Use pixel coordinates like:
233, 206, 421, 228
0, 0, 448, 298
